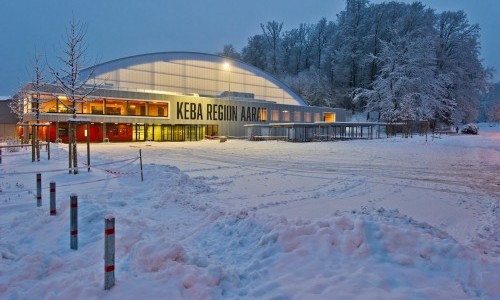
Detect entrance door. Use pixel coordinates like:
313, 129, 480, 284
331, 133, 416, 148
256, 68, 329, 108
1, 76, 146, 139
133, 124, 146, 141
206, 125, 218, 138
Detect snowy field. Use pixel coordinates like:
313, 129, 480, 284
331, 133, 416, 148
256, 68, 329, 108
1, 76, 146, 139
0, 125, 499, 299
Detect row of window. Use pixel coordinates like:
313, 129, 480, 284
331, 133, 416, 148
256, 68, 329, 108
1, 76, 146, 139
26, 95, 335, 123
268, 110, 335, 123
27, 97, 170, 117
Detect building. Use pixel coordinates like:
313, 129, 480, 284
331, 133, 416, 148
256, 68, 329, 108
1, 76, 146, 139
0, 98, 18, 140
20, 52, 347, 142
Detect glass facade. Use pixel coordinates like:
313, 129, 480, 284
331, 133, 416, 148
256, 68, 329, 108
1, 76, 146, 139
88, 53, 304, 106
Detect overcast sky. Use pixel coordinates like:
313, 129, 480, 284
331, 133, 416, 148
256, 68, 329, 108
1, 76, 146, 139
0, 0, 498, 96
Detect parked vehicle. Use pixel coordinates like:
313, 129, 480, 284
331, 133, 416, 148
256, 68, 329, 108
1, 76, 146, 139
461, 123, 479, 134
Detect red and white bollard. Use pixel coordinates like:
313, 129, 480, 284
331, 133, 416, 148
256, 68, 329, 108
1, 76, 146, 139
70, 194, 78, 250
104, 215, 115, 290
50, 181, 56, 215
36, 173, 42, 207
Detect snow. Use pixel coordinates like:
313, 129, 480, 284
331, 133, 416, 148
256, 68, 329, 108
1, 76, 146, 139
1, 124, 499, 299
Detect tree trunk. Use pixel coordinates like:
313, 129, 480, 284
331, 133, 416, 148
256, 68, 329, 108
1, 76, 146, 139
36, 126, 40, 162
68, 122, 73, 174
31, 125, 35, 162
73, 125, 78, 175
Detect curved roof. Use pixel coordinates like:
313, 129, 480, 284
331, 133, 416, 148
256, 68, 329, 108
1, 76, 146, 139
81, 52, 306, 106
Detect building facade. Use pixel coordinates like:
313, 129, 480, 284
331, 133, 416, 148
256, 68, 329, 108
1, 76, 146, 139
20, 52, 346, 142
0, 99, 18, 140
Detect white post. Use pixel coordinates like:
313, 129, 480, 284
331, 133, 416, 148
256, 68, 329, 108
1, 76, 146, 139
104, 215, 115, 290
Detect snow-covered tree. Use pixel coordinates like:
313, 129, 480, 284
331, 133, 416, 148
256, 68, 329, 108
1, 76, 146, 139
310, 18, 335, 74
436, 10, 490, 124
285, 67, 334, 107
281, 24, 312, 75
241, 34, 267, 71
332, 0, 370, 89
260, 21, 284, 75
218, 44, 241, 60
9, 87, 26, 125
354, 3, 452, 122
480, 82, 500, 122
237, 0, 491, 119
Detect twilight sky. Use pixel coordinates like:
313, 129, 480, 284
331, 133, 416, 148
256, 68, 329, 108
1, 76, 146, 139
0, 0, 498, 96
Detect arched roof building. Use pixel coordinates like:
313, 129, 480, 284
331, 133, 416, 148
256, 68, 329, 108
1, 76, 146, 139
82, 52, 306, 106
21, 52, 347, 142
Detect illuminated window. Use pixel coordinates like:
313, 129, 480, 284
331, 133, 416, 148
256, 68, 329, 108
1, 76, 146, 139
294, 111, 302, 122
282, 111, 290, 122
271, 110, 279, 121
259, 108, 267, 122
128, 101, 146, 116
38, 94, 57, 113
106, 100, 126, 115
304, 112, 312, 122
148, 102, 169, 117
314, 112, 322, 122
323, 112, 335, 122
83, 99, 104, 114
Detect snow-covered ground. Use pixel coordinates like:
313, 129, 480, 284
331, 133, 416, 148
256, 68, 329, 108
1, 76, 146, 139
1, 124, 498, 299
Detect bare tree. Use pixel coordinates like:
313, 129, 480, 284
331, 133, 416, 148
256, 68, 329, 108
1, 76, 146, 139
9, 87, 26, 125
51, 17, 96, 174
261, 21, 284, 75
29, 52, 52, 161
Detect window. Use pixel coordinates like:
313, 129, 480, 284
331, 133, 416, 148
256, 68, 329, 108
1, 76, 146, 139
314, 112, 322, 122
323, 112, 335, 122
127, 101, 146, 116
39, 96, 57, 113
148, 102, 169, 117
271, 110, 279, 121
58, 126, 68, 136
294, 111, 302, 122
282, 111, 290, 122
259, 108, 267, 122
106, 100, 126, 115
83, 99, 104, 114
304, 112, 312, 123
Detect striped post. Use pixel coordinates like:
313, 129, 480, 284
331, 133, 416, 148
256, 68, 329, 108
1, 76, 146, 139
50, 181, 56, 215
36, 173, 42, 207
70, 194, 78, 250
104, 215, 115, 290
